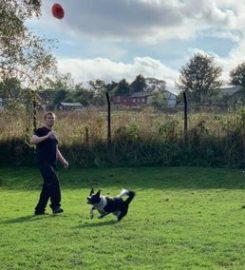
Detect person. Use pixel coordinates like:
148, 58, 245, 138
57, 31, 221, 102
30, 112, 69, 215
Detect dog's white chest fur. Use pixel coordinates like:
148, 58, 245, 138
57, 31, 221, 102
94, 196, 107, 212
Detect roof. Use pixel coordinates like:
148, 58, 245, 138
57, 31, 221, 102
220, 85, 243, 96
130, 92, 152, 97
164, 90, 177, 98
59, 102, 82, 106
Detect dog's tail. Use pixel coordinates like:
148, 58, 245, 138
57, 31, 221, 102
118, 189, 135, 205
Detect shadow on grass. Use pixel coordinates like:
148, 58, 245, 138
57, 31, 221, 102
75, 220, 117, 228
1, 213, 75, 225
1, 214, 50, 224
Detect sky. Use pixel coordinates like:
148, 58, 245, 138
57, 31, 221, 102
27, 0, 245, 91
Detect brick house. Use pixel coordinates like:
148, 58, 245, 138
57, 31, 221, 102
112, 91, 177, 108
111, 92, 152, 107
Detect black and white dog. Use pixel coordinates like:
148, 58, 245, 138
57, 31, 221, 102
87, 188, 135, 221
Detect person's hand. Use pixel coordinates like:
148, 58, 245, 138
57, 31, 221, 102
63, 160, 69, 168
47, 131, 58, 139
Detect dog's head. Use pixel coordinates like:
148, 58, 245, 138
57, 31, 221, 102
87, 188, 101, 205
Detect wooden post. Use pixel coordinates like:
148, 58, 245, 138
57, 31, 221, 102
106, 91, 111, 146
85, 126, 89, 146
183, 91, 188, 144
32, 90, 37, 132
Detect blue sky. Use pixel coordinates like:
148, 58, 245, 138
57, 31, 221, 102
27, 0, 245, 90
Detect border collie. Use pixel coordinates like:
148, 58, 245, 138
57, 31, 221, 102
87, 188, 135, 221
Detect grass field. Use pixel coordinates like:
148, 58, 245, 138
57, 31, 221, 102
0, 166, 245, 269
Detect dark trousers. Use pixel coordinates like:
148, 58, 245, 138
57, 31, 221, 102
35, 163, 61, 212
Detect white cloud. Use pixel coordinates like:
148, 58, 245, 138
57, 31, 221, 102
215, 39, 245, 83
57, 56, 178, 87
40, 0, 237, 42
27, 1, 245, 88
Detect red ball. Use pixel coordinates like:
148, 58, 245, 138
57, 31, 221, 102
51, 3, 65, 19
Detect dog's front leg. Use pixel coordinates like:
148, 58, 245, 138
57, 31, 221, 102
90, 206, 95, 219
98, 212, 109, 219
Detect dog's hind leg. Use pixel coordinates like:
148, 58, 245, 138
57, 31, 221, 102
117, 209, 128, 222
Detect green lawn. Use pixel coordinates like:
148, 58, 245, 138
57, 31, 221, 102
0, 166, 245, 270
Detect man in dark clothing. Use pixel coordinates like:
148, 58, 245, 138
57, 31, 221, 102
30, 112, 69, 215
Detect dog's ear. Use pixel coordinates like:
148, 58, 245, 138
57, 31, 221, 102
90, 188, 94, 195
95, 190, 101, 197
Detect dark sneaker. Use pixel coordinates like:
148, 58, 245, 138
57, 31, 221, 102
52, 208, 64, 214
34, 211, 47, 215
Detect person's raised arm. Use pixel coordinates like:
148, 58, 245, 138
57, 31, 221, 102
30, 131, 56, 145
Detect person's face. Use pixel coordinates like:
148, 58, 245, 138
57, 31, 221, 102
44, 114, 55, 128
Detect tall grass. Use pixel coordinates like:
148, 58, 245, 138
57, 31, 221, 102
0, 107, 244, 168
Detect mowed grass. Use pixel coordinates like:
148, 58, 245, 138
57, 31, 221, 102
0, 167, 245, 270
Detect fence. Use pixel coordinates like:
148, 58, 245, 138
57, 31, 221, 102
0, 100, 244, 168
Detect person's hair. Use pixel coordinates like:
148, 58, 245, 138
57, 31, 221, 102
43, 112, 56, 120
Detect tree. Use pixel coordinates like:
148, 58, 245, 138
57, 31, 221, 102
149, 91, 167, 110
74, 84, 95, 106
130, 75, 146, 93
44, 73, 74, 91
0, 77, 21, 98
230, 62, 245, 88
53, 90, 70, 105
89, 80, 118, 106
229, 63, 245, 104
0, 0, 55, 87
104, 81, 118, 93
113, 79, 130, 95
178, 53, 222, 104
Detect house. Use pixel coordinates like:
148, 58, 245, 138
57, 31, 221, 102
163, 90, 177, 108
218, 85, 244, 105
219, 85, 242, 96
112, 91, 177, 108
56, 102, 83, 111
111, 92, 152, 107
